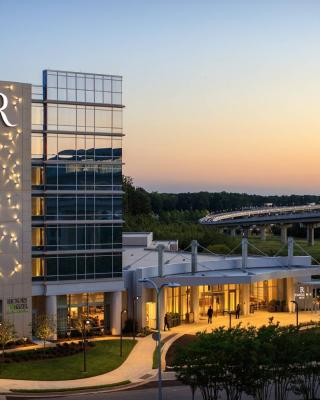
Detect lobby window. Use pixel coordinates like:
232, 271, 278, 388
32, 227, 45, 249
32, 258, 45, 279
32, 197, 44, 216
32, 166, 44, 187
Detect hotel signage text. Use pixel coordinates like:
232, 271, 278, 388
7, 297, 28, 313
0, 92, 16, 127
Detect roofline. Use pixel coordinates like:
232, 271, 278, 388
43, 69, 123, 79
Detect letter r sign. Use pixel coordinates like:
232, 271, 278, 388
0, 93, 16, 127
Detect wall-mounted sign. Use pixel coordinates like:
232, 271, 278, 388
7, 297, 28, 313
295, 286, 306, 299
0, 92, 16, 127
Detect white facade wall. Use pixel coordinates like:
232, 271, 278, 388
0, 81, 32, 338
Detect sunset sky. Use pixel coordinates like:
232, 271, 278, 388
1, 0, 320, 194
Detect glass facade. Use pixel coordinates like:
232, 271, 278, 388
31, 70, 124, 281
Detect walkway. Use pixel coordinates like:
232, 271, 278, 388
0, 311, 319, 393
0, 335, 158, 393
170, 310, 320, 334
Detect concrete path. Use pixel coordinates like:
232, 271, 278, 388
170, 310, 320, 335
0, 311, 319, 393
0, 335, 159, 393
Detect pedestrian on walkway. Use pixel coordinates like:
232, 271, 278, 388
207, 306, 213, 324
235, 304, 241, 319
164, 313, 170, 331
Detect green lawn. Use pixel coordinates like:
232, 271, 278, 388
0, 340, 136, 381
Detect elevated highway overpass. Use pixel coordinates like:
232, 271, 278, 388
200, 204, 320, 245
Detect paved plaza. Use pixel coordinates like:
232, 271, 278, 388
0, 311, 319, 394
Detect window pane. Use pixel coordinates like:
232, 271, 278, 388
47, 104, 58, 127
47, 134, 57, 159
32, 134, 43, 159
32, 104, 43, 129
58, 105, 76, 129
58, 135, 76, 159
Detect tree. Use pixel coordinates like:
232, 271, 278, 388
33, 314, 56, 353
73, 316, 91, 341
0, 320, 16, 360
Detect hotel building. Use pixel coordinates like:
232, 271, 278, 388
1, 70, 319, 340
0, 70, 124, 338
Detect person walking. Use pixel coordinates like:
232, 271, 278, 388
164, 313, 170, 331
207, 306, 213, 324
235, 304, 241, 319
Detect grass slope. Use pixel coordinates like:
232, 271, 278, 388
0, 340, 135, 381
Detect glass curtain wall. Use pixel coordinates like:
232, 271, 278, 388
31, 70, 124, 281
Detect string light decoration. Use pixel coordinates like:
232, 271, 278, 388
0, 85, 23, 279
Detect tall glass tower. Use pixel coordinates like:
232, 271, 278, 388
31, 70, 124, 336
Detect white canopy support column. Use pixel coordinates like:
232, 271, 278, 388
242, 238, 248, 269
288, 237, 294, 266
286, 278, 296, 312
191, 240, 198, 274
240, 284, 250, 316
46, 295, 57, 340
157, 244, 165, 277
191, 286, 199, 322
159, 288, 166, 331
110, 291, 122, 335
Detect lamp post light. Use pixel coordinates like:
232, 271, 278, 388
132, 296, 140, 342
291, 300, 299, 328
223, 310, 232, 329
82, 318, 91, 373
120, 309, 127, 357
138, 278, 180, 400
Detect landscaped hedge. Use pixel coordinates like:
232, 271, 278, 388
173, 321, 320, 400
3, 341, 95, 363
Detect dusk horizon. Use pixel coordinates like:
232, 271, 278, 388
1, 0, 320, 195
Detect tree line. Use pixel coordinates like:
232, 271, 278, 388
123, 176, 320, 216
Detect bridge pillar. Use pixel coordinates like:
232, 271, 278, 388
260, 225, 267, 241
280, 224, 291, 244
230, 228, 236, 237
303, 223, 320, 246
242, 227, 250, 238
307, 225, 315, 246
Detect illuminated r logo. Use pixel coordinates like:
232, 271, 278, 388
0, 93, 16, 127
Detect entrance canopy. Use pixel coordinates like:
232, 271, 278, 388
123, 245, 319, 287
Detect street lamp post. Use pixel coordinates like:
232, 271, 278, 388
291, 300, 299, 328
139, 278, 180, 400
132, 296, 140, 341
82, 318, 90, 373
223, 310, 232, 329
120, 309, 127, 357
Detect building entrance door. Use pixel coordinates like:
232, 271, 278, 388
212, 294, 223, 315
229, 290, 236, 312
146, 302, 156, 329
